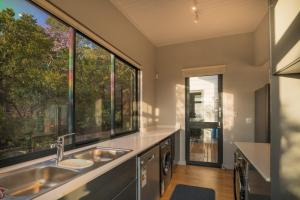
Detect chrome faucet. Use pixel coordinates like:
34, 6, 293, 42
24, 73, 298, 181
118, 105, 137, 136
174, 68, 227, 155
51, 133, 75, 165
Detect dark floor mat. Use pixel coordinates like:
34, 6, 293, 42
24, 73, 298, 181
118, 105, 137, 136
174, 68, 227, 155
170, 184, 215, 200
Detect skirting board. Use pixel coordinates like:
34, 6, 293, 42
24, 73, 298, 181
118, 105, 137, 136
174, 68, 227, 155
176, 160, 186, 165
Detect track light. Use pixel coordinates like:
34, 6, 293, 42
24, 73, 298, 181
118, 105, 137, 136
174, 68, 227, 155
192, 0, 199, 24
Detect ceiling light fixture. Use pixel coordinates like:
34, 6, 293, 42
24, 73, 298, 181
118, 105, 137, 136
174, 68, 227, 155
192, 0, 199, 24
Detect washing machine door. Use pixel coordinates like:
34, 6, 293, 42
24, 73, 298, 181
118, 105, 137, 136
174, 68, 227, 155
234, 163, 246, 200
162, 151, 172, 175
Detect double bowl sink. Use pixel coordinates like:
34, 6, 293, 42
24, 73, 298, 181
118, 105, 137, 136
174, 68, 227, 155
0, 147, 131, 199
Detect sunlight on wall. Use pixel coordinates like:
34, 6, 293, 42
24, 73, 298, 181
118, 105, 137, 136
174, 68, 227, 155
175, 84, 185, 129
141, 101, 153, 128
139, 70, 154, 129
274, 0, 300, 44
278, 76, 300, 198
155, 108, 160, 123
281, 132, 300, 198
223, 92, 235, 131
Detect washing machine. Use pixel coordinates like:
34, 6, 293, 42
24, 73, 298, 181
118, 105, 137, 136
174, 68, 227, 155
160, 138, 172, 196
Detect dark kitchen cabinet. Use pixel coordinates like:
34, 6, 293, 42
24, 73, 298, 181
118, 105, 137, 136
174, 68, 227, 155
60, 157, 137, 200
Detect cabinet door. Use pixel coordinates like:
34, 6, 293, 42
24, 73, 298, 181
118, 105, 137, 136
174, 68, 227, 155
113, 180, 137, 200
60, 157, 136, 200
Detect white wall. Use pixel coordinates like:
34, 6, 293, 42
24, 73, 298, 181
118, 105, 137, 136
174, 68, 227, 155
155, 33, 269, 168
254, 14, 270, 66
48, 0, 157, 129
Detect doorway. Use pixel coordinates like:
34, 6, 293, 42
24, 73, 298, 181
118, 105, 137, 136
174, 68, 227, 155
185, 75, 223, 167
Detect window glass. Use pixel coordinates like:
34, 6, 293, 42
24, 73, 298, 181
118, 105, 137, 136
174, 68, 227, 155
0, 0, 139, 166
75, 33, 112, 142
0, 0, 72, 159
114, 59, 138, 134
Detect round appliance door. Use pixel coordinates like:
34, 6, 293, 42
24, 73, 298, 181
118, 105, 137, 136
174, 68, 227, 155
234, 163, 246, 200
162, 151, 172, 175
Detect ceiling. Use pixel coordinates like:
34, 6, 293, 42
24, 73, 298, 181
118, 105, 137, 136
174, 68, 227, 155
110, 0, 268, 47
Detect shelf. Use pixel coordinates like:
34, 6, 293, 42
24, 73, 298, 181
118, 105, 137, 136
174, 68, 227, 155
274, 57, 300, 75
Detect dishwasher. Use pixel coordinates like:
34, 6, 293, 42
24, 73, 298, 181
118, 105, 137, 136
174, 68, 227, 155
138, 145, 160, 200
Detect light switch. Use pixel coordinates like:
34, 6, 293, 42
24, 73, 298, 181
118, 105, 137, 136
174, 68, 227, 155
245, 117, 253, 124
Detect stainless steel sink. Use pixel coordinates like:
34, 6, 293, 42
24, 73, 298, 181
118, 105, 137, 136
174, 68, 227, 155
0, 147, 131, 199
73, 147, 131, 163
0, 166, 78, 198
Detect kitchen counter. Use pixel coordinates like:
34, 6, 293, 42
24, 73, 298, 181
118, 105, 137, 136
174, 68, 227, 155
234, 142, 270, 182
0, 128, 179, 200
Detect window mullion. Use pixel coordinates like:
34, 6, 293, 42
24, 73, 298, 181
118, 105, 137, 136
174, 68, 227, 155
111, 54, 115, 137
68, 28, 76, 144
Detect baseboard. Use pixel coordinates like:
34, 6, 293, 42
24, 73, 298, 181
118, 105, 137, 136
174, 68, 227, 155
222, 163, 234, 170
176, 160, 186, 165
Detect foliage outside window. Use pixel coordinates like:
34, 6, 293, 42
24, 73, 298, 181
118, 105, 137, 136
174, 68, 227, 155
75, 33, 112, 142
0, 0, 139, 165
115, 58, 138, 134
0, 1, 71, 160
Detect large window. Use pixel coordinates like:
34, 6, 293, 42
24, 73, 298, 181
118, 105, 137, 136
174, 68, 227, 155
0, 0, 72, 160
115, 58, 138, 134
75, 33, 112, 142
0, 0, 139, 166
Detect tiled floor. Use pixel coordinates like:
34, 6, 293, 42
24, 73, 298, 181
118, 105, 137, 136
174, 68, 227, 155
160, 165, 234, 200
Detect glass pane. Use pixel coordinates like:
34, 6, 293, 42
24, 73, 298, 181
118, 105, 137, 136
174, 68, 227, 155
75, 33, 111, 142
188, 76, 220, 163
0, 0, 72, 159
189, 128, 219, 163
114, 59, 137, 134
189, 76, 219, 122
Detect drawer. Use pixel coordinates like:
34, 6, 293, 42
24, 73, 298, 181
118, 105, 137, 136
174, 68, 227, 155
60, 157, 137, 200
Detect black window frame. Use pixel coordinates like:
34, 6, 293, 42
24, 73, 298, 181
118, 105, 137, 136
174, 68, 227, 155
0, 0, 140, 168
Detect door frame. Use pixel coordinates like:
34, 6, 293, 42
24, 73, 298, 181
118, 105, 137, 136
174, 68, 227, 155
185, 75, 223, 168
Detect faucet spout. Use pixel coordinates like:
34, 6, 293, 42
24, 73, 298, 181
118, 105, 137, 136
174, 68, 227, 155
54, 133, 75, 165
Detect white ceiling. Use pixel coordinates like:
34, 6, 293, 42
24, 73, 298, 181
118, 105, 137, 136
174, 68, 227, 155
111, 0, 268, 46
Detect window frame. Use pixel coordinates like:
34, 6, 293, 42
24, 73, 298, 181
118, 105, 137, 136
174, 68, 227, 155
0, 0, 140, 168
113, 56, 139, 137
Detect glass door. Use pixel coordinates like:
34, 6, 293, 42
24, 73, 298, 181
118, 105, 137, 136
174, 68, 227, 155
185, 75, 223, 167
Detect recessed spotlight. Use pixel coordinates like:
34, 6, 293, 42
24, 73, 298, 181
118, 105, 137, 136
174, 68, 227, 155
192, 6, 197, 11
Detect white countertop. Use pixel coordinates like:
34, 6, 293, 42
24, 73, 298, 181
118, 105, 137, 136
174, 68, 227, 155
235, 142, 270, 182
6, 128, 178, 200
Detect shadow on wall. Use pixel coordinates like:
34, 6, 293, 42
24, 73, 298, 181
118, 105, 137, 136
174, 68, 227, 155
278, 75, 300, 199
271, 0, 300, 199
